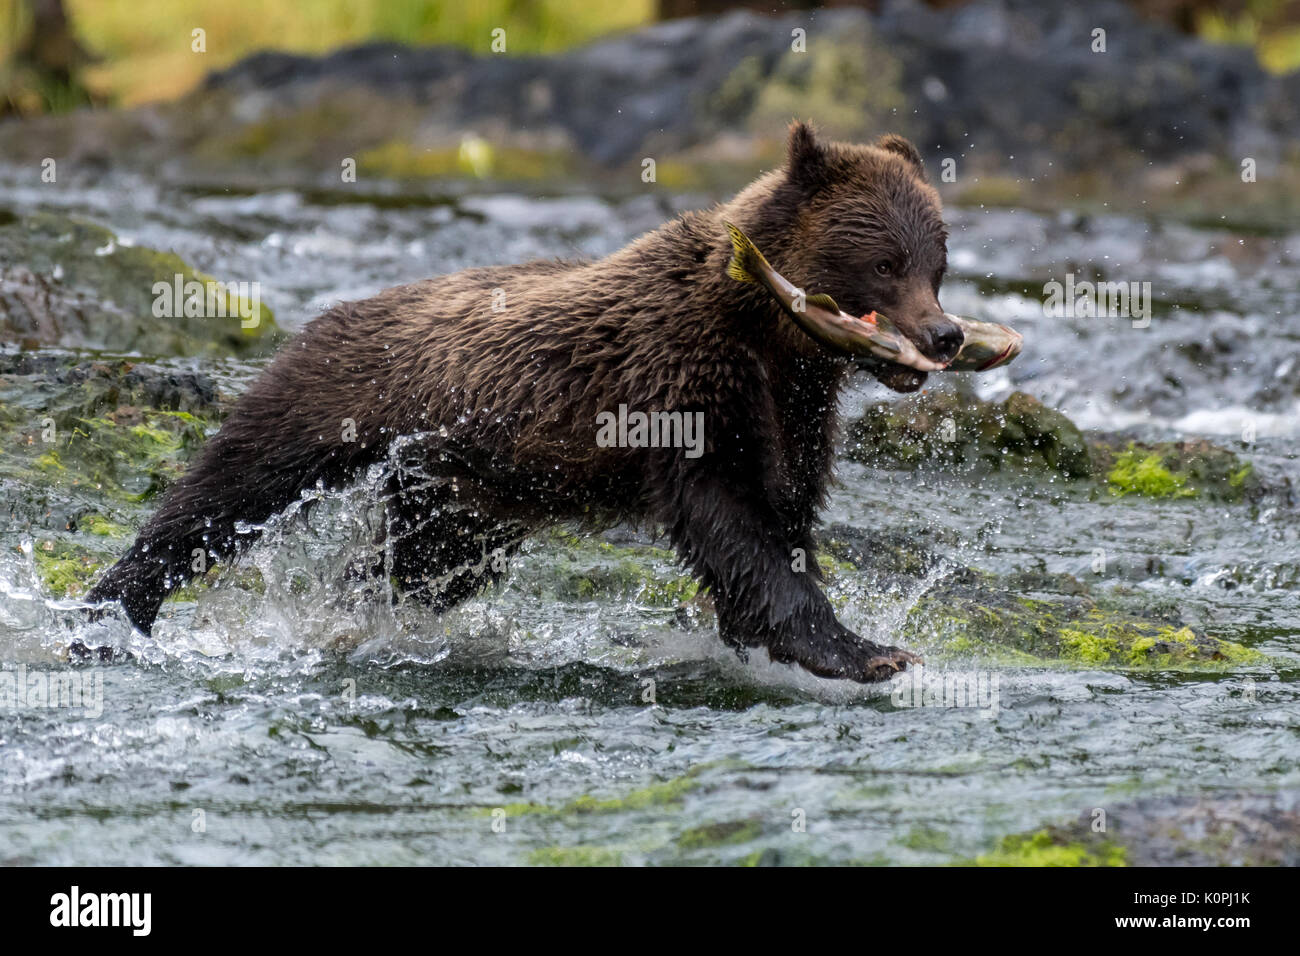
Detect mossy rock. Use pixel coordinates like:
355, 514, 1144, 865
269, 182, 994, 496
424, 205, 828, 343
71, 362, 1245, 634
0, 353, 232, 529
30, 540, 110, 598
1093, 438, 1262, 502
533, 531, 700, 608
845, 388, 1092, 478
845, 389, 1270, 503
970, 828, 1127, 867
817, 525, 1265, 672
905, 584, 1262, 671
4, 406, 210, 506
0, 211, 279, 357
721, 22, 910, 145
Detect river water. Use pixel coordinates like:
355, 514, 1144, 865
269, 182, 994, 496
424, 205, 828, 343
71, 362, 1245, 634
1, 171, 1297, 864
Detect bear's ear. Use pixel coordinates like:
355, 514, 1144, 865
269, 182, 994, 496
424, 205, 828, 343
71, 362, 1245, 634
786, 120, 832, 192
877, 134, 927, 180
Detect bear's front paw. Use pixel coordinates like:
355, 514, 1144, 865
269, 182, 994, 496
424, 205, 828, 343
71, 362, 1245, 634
778, 630, 921, 683
856, 644, 921, 682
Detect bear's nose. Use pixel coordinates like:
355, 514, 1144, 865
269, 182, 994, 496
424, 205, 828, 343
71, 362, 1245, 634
927, 319, 964, 362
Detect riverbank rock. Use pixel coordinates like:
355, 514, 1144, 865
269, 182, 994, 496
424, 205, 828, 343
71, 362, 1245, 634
0, 1, 1295, 218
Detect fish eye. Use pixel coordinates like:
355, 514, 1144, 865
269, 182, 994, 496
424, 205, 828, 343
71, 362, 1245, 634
875, 260, 895, 277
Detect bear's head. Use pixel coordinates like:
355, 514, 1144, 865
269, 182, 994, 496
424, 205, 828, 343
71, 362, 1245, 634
730, 122, 957, 393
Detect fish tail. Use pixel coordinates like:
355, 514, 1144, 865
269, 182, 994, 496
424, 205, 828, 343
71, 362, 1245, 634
722, 220, 766, 285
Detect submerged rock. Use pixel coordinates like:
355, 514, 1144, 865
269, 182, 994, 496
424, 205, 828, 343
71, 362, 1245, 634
979, 791, 1300, 866
819, 523, 1266, 672
0, 351, 239, 535
907, 584, 1261, 670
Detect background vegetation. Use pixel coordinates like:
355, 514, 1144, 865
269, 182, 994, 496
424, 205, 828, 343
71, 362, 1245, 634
0, 0, 655, 107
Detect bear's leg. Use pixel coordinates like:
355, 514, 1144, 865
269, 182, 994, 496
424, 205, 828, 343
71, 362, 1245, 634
668, 470, 917, 683
85, 373, 369, 635
383, 478, 528, 611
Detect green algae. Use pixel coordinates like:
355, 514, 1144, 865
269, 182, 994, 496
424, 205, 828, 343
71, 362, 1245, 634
1059, 627, 1121, 664
489, 770, 699, 819
25, 409, 209, 503
1107, 447, 1196, 498
77, 514, 131, 537
32, 543, 107, 598
676, 819, 763, 850
528, 846, 624, 866
972, 829, 1127, 867
846, 391, 1266, 502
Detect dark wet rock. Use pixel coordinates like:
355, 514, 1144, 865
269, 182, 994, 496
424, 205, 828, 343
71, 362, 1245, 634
1106, 791, 1300, 866
984, 791, 1300, 866
0, 211, 279, 357
845, 388, 1092, 477
844, 388, 1288, 504
0, 0, 1295, 200
819, 522, 970, 590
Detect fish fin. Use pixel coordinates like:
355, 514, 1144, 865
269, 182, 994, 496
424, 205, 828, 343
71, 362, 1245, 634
722, 219, 766, 284
805, 292, 841, 313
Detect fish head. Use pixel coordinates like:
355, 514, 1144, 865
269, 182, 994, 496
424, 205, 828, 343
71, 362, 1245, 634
775, 123, 960, 391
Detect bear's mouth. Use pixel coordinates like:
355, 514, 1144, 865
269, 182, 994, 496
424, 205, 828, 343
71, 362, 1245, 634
779, 301, 948, 392
781, 304, 950, 375
786, 303, 1023, 393
856, 357, 932, 393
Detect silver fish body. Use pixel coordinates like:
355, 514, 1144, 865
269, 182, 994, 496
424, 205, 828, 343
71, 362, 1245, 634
945, 314, 1023, 371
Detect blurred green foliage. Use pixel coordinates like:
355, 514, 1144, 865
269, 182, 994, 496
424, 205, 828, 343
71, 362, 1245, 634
0, 0, 653, 107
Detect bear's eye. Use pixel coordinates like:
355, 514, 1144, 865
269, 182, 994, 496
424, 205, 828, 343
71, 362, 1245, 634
874, 260, 895, 277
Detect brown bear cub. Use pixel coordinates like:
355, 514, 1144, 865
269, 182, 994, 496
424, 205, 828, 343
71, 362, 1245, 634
87, 122, 964, 683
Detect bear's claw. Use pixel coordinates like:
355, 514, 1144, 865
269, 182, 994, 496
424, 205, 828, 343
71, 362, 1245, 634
862, 646, 921, 681
779, 631, 921, 683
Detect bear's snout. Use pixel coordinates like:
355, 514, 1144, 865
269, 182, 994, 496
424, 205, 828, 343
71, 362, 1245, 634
923, 317, 965, 363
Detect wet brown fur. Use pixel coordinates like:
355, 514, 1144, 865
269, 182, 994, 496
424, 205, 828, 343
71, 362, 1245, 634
88, 123, 955, 682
